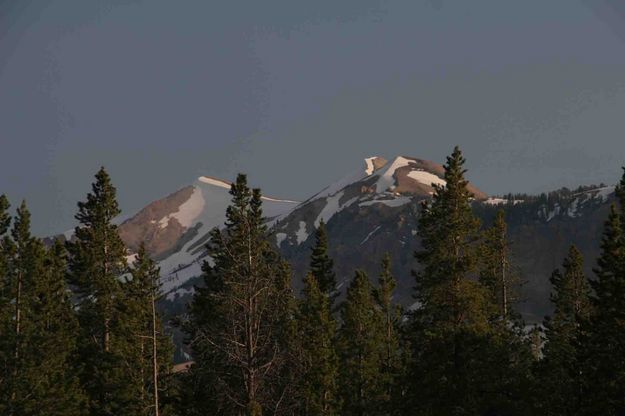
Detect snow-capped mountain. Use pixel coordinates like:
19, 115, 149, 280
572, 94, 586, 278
117, 175, 299, 295
111, 155, 615, 325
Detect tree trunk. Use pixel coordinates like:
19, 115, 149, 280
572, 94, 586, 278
151, 290, 160, 416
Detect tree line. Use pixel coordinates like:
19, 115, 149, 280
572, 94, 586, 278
2, 147, 625, 415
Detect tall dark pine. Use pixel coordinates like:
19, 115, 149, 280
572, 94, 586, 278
67, 167, 133, 415
408, 146, 493, 414
0, 195, 11, 397
310, 219, 337, 297
298, 272, 340, 415
185, 174, 295, 415
480, 209, 520, 321
538, 245, 592, 415
580, 167, 625, 415
124, 244, 174, 416
373, 253, 402, 413
337, 270, 385, 416
0, 204, 85, 415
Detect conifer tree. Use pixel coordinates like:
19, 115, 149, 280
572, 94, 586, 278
538, 245, 592, 415
480, 209, 521, 321
0, 204, 85, 415
298, 272, 340, 415
184, 174, 296, 415
310, 219, 337, 297
337, 270, 385, 416
66, 167, 136, 415
0, 194, 11, 397
407, 146, 496, 414
124, 244, 174, 416
579, 168, 625, 414
373, 254, 402, 413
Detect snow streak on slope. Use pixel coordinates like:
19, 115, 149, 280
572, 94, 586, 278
407, 170, 446, 188
375, 156, 413, 192
158, 186, 205, 229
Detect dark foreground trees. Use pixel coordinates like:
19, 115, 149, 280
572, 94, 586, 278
4, 151, 625, 415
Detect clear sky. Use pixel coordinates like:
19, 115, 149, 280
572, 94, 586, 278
1, 0, 625, 235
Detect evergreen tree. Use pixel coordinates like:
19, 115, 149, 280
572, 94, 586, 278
538, 245, 592, 415
66, 167, 136, 415
407, 146, 497, 414
480, 209, 522, 322
373, 254, 402, 414
579, 168, 625, 415
124, 244, 174, 416
0, 195, 11, 398
298, 272, 340, 415
337, 270, 385, 416
0, 204, 85, 415
310, 219, 337, 297
21, 240, 86, 415
184, 174, 296, 415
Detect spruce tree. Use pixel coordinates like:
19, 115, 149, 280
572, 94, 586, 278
579, 168, 625, 414
538, 245, 592, 415
184, 174, 296, 415
298, 272, 340, 415
66, 167, 136, 415
310, 219, 337, 297
337, 270, 385, 416
0, 204, 85, 415
373, 254, 402, 413
480, 209, 521, 322
123, 244, 174, 416
0, 195, 11, 399
407, 146, 495, 414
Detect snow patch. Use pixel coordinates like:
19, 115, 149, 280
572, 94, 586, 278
406, 170, 446, 188
365, 156, 379, 175
375, 156, 414, 193
158, 186, 205, 229
276, 232, 287, 247
296, 221, 308, 244
198, 176, 231, 189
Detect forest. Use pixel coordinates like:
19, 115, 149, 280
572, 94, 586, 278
1, 146, 625, 416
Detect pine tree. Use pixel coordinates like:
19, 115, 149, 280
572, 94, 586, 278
298, 272, 340, 415
310, 219, 337, 297
0, 195, 11, 400
578, 168, 625, 414
407, 146, 495, 414
337, 270, 385, 416
0, 204, 85, 415
184, 174, 296, 415
538, 245, 592, 415
123, 244, 174, 416
373, 254, 402, 413
480, 209, 522, 322
66, 167, 136, 415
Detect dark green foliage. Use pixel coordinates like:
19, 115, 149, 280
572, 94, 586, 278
310, 219, 337, 296
480, 209, 522, 322
298, 272, 340, 415
373, 254, 403, 414
183, 174, 296, 415
537, 245, 592, 415
0, 203, 85, 415
407, 147, 532, 415
578, 169, 625, 415
66, 167, 139, 415
123, 244, 175, 416
337, 270, 385, 415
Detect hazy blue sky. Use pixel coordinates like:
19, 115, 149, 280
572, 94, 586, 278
2, 0, 625, 235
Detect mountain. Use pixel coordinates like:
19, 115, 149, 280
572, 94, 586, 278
111, 156, 615, 334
